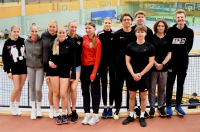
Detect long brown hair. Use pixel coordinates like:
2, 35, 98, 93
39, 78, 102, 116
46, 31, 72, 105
153, 19, 168, 33
52, 27, 66, 55
85, 21, 96, 48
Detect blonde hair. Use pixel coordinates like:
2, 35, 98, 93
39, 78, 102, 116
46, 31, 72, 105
52, 27, 66, 55
134, 11, 146, 18
85, 22, 96, 48
48, 20, 58, 26
68, 20, 78, 39
11, 25, 20, 31
103, 17, 112, 22
175, 9, 186, 17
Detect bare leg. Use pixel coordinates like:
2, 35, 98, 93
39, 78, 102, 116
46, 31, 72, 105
50, 76, 60, 111
60, 78, 70, 111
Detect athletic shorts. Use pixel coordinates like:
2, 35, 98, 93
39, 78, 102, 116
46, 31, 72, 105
11, 66, 27, 75
49, 69, 70, 78
43, 63, 48, 73
70, 65, 81, 73
128, 74, 149, 92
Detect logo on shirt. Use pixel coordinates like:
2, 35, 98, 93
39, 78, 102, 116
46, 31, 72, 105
89, 43, 92, 46
77, 41, 81, 45
110, 38, 113, 40
120, 37, 124, 39
144, 49, 146, 51
172, 38, 186, 44
66, 46, 69, 48
168, 69, 172, 72
144, 88, 147, 91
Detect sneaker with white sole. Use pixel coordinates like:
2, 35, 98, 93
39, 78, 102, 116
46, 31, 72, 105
88, 115, 99, 125
10, 102, 17, 115
113, 109, 120, 120
53, 108, 57, 118
49, 108, 54, 119
82, 114, 91, 125
30, 110, 36, 120
15, 108, 22, 115
37, 108, 43, 117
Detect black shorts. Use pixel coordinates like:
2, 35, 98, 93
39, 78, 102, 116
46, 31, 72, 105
43, 63, 48, 73
11, 66, 27, 75
128, 74, 149, 92
49, 68, 70, 78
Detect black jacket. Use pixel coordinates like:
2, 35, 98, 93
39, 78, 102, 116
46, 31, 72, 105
166, 24, 194, 69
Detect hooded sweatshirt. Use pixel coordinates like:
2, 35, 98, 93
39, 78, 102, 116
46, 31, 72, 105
25, 35, 43, 68
2, 37, 26, 73
41, 30, 57, 63
166, 24, 194, 69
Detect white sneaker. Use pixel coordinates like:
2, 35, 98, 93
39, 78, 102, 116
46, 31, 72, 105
15, 108, 22, 115
49, 108, 54, 119
53, 108, 57, 118
82, 114, 91, 125
30, 110, 36, 120
88, 115, 99, 125
37, 108, 42, 117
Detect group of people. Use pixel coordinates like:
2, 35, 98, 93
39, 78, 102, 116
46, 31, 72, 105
2, 9, 194, 127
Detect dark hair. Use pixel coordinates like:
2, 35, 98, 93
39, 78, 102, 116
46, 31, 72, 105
193, 93, 197, 96
153, 19, 169, 33
120, 13, 133, 22
85, 21, 96, 48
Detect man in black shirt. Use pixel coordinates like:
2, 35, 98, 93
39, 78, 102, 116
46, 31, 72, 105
131, 11, 154, 118
113, 13, 136, 120
188, 93, 199, 109
166, 9, 194, 116
122, 25, 154, 127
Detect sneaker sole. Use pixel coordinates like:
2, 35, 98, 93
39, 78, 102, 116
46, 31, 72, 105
56, 122, 62, 125
102, 116, 107, 118
62, 121, 70, 124
149, 114, 155, 117
174, 109, 185, 115
157, 110, 166, 117
88, 120, 99, 125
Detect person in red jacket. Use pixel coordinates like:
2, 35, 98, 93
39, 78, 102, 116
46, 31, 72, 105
81, 21, 101, 125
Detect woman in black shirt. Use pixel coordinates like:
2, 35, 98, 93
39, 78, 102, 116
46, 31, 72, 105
46, 27, 76, 125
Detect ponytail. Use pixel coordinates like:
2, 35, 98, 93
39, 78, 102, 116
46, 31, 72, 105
52, 37, 59, 55
91, 33, 96, 48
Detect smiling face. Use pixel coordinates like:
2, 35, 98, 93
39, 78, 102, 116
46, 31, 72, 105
121, 16, 133, 28
57, 28, 67, 42
157, 22, 165, 33
135, 14, 146, 25
68, 22, 78, 35
11, 27, 20, 40
29, 26, 39, 39
85, 25, 95, 37
176, 13, 186, 26
103, 19, 112, 31
48, 22, 58, 35
135, 30, 146, 40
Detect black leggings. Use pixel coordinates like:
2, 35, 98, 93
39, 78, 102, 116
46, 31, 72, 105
81, 65, 100, 114
99, 64, 116, 106
166, 68, 187, 106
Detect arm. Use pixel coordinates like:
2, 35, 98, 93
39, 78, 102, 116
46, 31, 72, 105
187, 30, 194, 53
155, 52, 171, 70
70, 42, 76, 80
140, 56, 154, 76
2, 41, 11, 73
46, 43, 54, 77
90, 41, 101, 81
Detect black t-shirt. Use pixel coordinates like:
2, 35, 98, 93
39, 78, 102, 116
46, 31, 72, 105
115, 28, 136, 63
126, 41, 155, 74
188, 98, 199, 109
151, 34, 171, 72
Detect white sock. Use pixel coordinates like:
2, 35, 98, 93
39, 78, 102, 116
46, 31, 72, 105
37, 102, 41, 110
85, 113, 90, 116
31, 101, 36, 110
140, 111, 145, 118
62, 110, 66, 115
10, 102, 14, 108
15, 102, 19, 109
56, 110, 60, 117
50, 105, 54, 110
129, 112, 133, 117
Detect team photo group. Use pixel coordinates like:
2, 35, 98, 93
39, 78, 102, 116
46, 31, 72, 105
2, 9, 194, 127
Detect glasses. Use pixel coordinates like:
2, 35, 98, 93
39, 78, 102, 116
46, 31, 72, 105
123, 19, 131, 22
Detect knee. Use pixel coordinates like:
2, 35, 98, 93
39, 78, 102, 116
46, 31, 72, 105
140, 96, 147, 101
53, 90, 59, 97
13, 87, 20, 93
71, 87, 77, 93
129, 94, 136, 100
36, 89, 42, 94
60, 93, 66, 100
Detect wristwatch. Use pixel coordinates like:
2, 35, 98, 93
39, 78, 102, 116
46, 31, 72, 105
162, 63, 165, 66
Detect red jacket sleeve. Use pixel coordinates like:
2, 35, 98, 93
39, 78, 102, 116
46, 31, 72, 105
90, 39, 101, 81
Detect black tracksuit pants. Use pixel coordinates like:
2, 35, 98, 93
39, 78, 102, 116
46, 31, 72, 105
166, 68, 187, 107
115, 62, 130, 110
81, 65, 100, 114
99, 64, 116, 106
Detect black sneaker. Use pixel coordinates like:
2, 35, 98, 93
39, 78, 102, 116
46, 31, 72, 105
139, 117, 147, 127
149, 107, 155, 117
144, 111, 149, 119
134, 108, 140, 118
72, 110, 79, 120
157, 107, 167, 117
122, 116, 135, 125
56, 115, 62, 125
62, 115, 69, 124
67, 113, 76, 123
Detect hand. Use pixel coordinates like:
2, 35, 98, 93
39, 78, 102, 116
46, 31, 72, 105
70, 79, 75, 82
90, 74, 95, 82
133, 73, 141, 81
49, 61, 57, 68
155, 64, 163, 71
46, 76, 50, 82
7, 73, 12, 79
